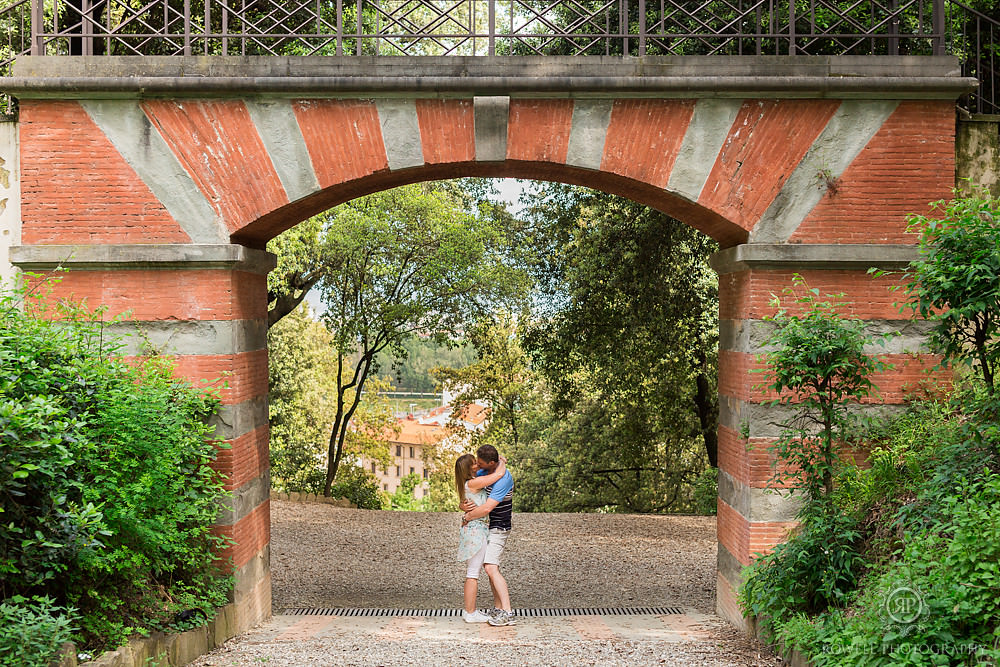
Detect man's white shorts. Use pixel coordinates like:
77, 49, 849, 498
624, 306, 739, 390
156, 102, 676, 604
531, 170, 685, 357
484, 528, 510, 566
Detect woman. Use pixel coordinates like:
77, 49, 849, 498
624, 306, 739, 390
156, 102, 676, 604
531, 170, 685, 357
454, 453, 507, 623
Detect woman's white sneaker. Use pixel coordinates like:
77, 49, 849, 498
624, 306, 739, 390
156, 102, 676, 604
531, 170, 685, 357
463, 610, 491, 623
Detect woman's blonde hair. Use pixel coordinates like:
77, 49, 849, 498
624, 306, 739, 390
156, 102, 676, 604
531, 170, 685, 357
454, 454, 476, 504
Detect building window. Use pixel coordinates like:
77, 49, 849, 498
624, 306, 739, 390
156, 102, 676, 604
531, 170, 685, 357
410, 466, 415, 475
371, 462, 376, 474
409, 446, 414, 458
396, 445, 401, 456
423, 469, 429, 480
383, 483, 388, 491
396, 466, 400, 477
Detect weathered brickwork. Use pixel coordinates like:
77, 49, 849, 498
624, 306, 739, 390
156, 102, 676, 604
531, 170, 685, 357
600, 99, 695, 188
213, 500, 270, 571
292, 99, 389, 188
18, 101, 189, 244
170, 350, 269, 405
506, 99, 574, 164
699, 100, 840, 232
718, 350, 947, 403
414, 99, 475, 165
142, 100, 290, 234
718, 268, 910, 321
215, 425, 271, 492
717, 498, 796, 567
790, 100, 955, 244
34, 270, 267, 321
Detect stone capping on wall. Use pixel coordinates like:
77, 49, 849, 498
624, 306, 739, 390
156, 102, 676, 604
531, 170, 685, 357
1, 56, 977, 100
9, 244, 277, 274
271, 490, 357, 508
710, 243, 921, 275
61, 602, 242, 667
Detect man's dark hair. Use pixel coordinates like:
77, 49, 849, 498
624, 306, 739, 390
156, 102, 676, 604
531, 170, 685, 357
476, 444, 500, 464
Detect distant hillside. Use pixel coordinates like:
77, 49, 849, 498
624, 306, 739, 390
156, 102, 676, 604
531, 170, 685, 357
377, 336, 476, 394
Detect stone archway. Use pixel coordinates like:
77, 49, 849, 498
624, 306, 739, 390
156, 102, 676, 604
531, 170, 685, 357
4, 55, 969, 632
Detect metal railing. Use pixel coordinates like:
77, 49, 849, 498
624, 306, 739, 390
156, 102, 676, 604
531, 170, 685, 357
0, 0, 996, 113
946, 2, 997, 115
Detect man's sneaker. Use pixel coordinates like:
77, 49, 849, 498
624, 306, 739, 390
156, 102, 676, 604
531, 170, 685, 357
462, 610, 491, 623
487, 609, 516, 626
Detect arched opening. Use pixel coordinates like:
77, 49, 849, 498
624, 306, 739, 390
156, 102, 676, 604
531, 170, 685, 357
262, 176, 724, 625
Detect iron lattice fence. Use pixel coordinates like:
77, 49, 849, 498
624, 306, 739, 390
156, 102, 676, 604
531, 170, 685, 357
0, 0, 997, 113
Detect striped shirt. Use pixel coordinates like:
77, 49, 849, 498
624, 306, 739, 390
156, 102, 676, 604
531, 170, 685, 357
479, 469, 514, 530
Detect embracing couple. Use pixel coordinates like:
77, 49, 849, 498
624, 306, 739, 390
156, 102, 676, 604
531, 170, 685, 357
453, 444, 515, 626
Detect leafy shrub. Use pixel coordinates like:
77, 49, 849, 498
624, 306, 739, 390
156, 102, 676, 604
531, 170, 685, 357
0, 596, 76, 667
691, 467, 718, 515
740, 504, 864, 630
756, 277, 892, 502
789, 474, 1000, 666
329, 465, 388, 510
1, 279, 231, 652
894, 189, 1000, 396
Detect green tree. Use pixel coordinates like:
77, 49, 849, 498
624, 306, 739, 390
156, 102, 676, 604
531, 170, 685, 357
434, 313, 531, 451
521, 184, 719, 468
895, 189, 1000, 395
306, 184, 525, 495
376, 335, 476, 394
496, 184, 717, 512
758, 276, 892, 501
268, 304, 395, 493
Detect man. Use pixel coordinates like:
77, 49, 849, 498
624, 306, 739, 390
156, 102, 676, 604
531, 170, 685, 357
460, 444, 515, 626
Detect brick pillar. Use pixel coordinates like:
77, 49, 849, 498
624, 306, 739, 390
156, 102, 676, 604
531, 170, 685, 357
11, 243, 275, 634
711, 243, 936, 629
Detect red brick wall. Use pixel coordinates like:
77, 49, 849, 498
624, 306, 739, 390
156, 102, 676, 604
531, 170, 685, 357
143, 100, 289, 234
507, 99, 574, 164
214, 501, 271, 571
601, 99, 696, 189
415, 99, 475, 164
18, 100, 190, 244
790, 101, 955, 244
700, 100, 839, 232
214, 425, 271, 492
35, 270, 267, 321
292, 99, 389, 188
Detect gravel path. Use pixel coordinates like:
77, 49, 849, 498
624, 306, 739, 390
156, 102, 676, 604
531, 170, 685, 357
191, 502, 779, 666
271, 502, 720, 613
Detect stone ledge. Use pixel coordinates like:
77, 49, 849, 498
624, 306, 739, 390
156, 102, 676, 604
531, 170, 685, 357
1, 56, 976, 99
10, 244, 277, 274
76, 603, 240, 667
711, 243, 920, 274
270, 490, 356, 508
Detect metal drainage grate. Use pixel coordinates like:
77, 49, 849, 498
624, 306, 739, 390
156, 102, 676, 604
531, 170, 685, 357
284, 606, 685, 617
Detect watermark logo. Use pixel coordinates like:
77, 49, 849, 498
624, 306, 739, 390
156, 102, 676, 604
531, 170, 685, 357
885, 584, 925, 625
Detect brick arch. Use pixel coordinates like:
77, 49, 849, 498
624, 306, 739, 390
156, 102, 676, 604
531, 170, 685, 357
10, 90, 957, 634
21, 96, 948, 251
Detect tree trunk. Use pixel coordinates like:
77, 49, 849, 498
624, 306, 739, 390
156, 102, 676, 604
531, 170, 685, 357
693, 352, 718, 468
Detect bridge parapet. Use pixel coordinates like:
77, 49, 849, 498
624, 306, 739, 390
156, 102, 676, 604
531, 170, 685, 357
0, 0, 996, 113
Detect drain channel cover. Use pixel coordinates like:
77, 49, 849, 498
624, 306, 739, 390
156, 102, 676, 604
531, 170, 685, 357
284, 606, 685, 617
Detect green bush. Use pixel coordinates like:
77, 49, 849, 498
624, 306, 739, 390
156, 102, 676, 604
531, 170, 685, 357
1, 279, 231, 652
740, 504, 864, 628
329, 465, 388, 510
744, 400, 1000, 665
691, 467, 718, 516
0, 596, 76, 667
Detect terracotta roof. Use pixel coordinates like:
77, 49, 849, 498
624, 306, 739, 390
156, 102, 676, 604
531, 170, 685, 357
388, 417, 449, 445
456, 403, 490, 425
